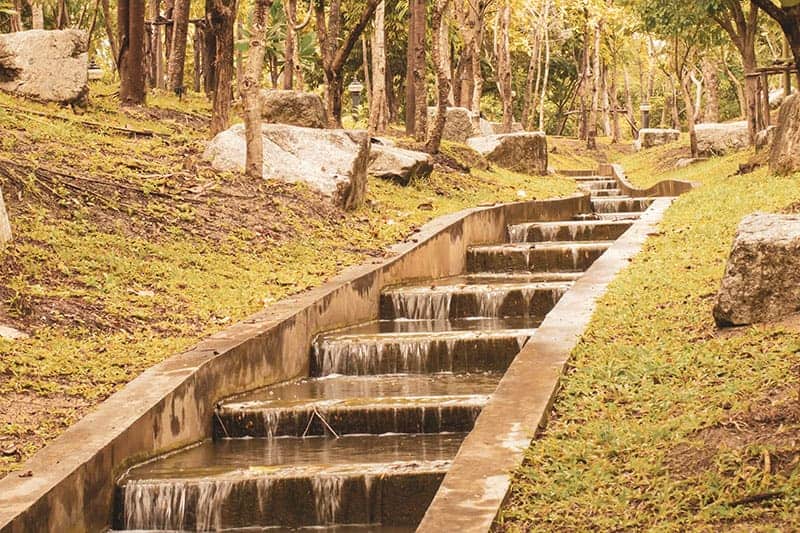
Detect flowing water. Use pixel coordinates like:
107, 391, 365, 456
115, 172, 653, 531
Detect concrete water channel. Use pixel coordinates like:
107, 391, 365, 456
109, 173, 659, 532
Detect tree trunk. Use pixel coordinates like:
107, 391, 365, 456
31, 1, 44, 29
282, 0, 297, 89
538, 0, 551, 132
427, 0, 450, 154
118, 0, 147, 105
743, 49, 759, 144
681, 75, 699, 157
193, 26, 203, 92
522, 32, 540, 131
702, 57, 720, 123
496, 0, 513, 133
10, 0, 22, 31
587, 20, 601, 149
242, 0, 272, 178
167, 0, 191, 93
209, 0, 238, 135
723, 57, 747, 118
56, 0, 70, 29
623, 67, 636, 136
411, 0, 427, 141
362, 34, 371, 104
405, 3, 416, 135
470, 9, 484, 115
369, 0, 389, 134
102, 0, 120, 71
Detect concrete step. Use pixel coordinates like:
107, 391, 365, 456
578, 179, 618, 190
508, 220, 633, 244
380, 277, 571, 320
214, 373, 500, 438
590, 189, 622, 197
116, 433, 464, 530
467, 241, 613, 273
591, 197, 654, 214
312, 318, 539, 376
596, 212, 644, 221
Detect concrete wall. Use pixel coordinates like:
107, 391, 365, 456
0, 186, 11, 244
601, 163, 696, 197
0, 192, 591, 533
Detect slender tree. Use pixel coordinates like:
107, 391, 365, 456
411, 0, 427, 141
242, 0, 273, 178
496, 0, 513, 132
427, 0, 451, 153
314, 0, 380, 127
751, 0, 800, 81
167, 0, 190, 93
369, 0, 389, 133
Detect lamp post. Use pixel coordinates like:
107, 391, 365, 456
640, 102, 651, 130
348, 79, 364, 122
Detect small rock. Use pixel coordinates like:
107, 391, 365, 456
426, 107, 481, 143
0, 325, 29, 340
369, 144, 433, 185
755, 125, 777, 152
714, 213, 800, 326
674, 158, 707, 169
490, 121, 525, 134
260, 89, 328, 129
18, 470, 33, 478
466, 132, 548, 175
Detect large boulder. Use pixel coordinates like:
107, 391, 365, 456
466, 132, 548, 175
0, 29, 88, 104
0, 186, 11, 245
635, 128, 680, 150
769, 94, 800, 175
204, 124, 369, 210
260, 89, 328, 128
369, 144, 433, 185
713, 213, 800, 327
427, 106, 479, 143
696, 121, 749, 156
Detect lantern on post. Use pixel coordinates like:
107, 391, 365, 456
640, 102, 651, 130
348, 79, 365, 122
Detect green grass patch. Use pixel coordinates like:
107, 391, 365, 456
499, 155, 800, 530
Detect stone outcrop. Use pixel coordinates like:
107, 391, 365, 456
204, 124, 369, 210
427, 107, 479, 143
714, 213, 800, 327
260, 89, 328, 128
769, 94, 800, 175
0, 29, 88, 104
466, 132, 548, 175
0, 185, 11, 244
635, 128, 680, 150
369, 143, 433, 185
755, 126, 777, 152
696, 121, 749, 156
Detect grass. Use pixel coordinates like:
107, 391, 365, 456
499, 141, 800, 530
0, 84, 576, 477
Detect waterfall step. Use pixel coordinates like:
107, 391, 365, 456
589, 189, 622, 197
578, 179, 618, 190
467, 241, 614, 273
379, 278, 571, 320
591, 197, 654, 213
312, 318, 539, 376
570, 175, 603, 182
116, 433, 465, 531
596, 212, 645, 221
508, 220, 633, 243
214, 373, 500, 438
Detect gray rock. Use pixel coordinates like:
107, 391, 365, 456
369, 144, 433, 185
770, 88, 796, 109
696, 121, 749, 156
490, 121, 524, 134
755, 125, 777, 152
714, 213, 800, 326
674, 157, 707, 169
635, 128, 680, 150
466, 132, 548, 175
0, 186, 10, 245
427, 106, 480, 143
478, 118, 494, 136
260, 89, 328, 128
769, 94, 800, 175
0, 325, 28, 340
204, 123, 369, 210
0, 29, 88, 104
